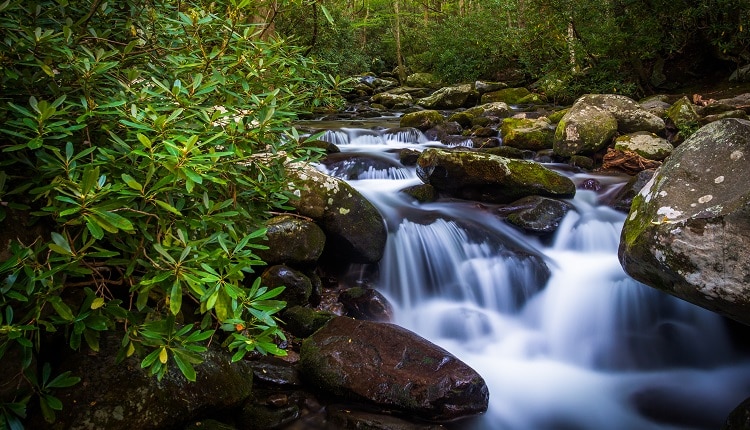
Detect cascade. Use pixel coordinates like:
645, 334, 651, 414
307, 121, 750, 430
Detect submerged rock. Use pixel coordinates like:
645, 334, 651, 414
299, 317, 489, 422
619, 119, 750, 325
416, 148, 576, 203
503, 196, 574, 235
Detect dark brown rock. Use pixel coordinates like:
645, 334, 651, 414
299, 317, 489, 422
338, 287, 394, 322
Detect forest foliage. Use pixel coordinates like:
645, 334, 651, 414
0, 0, 344, 427
275, 0, 750, 99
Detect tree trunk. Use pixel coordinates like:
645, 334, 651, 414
394, 0, 406, 84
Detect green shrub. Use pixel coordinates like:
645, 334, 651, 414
0, 0, 339, 427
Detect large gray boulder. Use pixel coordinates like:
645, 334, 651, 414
553, 102, 618, 157
576, 94, 666, 134
416, 84, 479, 109
287, 164, 387, 263
416, 148, 576, 203
619, 119, 750, 325
299, 317, 489, 422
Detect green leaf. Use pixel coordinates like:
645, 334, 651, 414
169, 281, 182, 316
46, 371, 81, 389
47, 296, 75, 321
154, 199, 182, 216
49, 232, 73, 255
85, 216, 105, 239
89, 209, 134, 232
121, 174, 143, 192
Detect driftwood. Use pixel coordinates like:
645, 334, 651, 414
601, 148, 662, 175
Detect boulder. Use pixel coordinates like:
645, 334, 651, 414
619, 119, 750, 325
481, 87, 533, 105
338, 287, 394, 322
400, 183, 437, 203
416, 84, 479, 109
448, 111, 473, 128
256, 215, 325, 266
416, 148, 576, 203
406, 72, 443, 89
261, 265, 313, 308
613, 132, 674, 161
370, 92, 413, 109
474, 81, 507, 94
287, 164, 387, 264
464, 102, 512, 120
503, 196, 574, 235
575, 94, 666, 134
399, 110, 445, 131
28, 333, 253, 430
299, 317, 489, 422
500, 117, 555, 151
666, 96, 700, 130
553, 103, 618, 157
609, 169, 656, 213
281, 305, 336, 338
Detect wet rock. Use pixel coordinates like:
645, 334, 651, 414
399, 148, 421, 166
237, 391, 301, 430
579, 178, 602, 191
256, 215, 325, 267
500, 117, 554, 151
400, 183, 437, 203
609, 169, 656, 213
338, 287, 394, 322
325, 405, 446, 430
553, 102, 618, 157
248, 356, 303, 388
321, 153, 405, 180
504, 196, 574, 235
261, 265, 313, 308
472, 126, 498, 138
569, 155, 595, 170
300, 139, 340, 154
31, 333, 253, 430
619, 119, 750, 325
183, 419, 237, 430
399, 110, 445, 131
481, 146, 527, 159
723, 396, 750, 429
287, 164, 387, 264
299, 317, 489, 422
614, 132, 674, 161
282, 305, 336, 338
416, 148, 576, 203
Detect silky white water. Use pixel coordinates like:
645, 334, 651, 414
311, 124, 750, 429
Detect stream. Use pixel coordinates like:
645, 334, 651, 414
304, 114, 750, 430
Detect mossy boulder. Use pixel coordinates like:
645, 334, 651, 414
416, 148, 576, 203
576, 94, 665, 134
619, 119, 750, 325
287, 164, 387, 263
553, 104, 618, 157
370, 92, 413, 109
464, 102, 511, 119
614, 132, 673, 161
500, 117, 554, 151
416, 84, 479, 109
448, 111, 474, 128
666, 96, 700, 130
480, 87, 533, 105
400, 183, 437, 202
399, 110, 445, 131
298, 317, 489, 422
406, 72, 443, 89
256, 215, 326, 267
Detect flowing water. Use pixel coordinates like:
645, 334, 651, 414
306, 118, 750, 430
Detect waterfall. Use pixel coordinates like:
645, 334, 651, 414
312, 123, 750, 430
